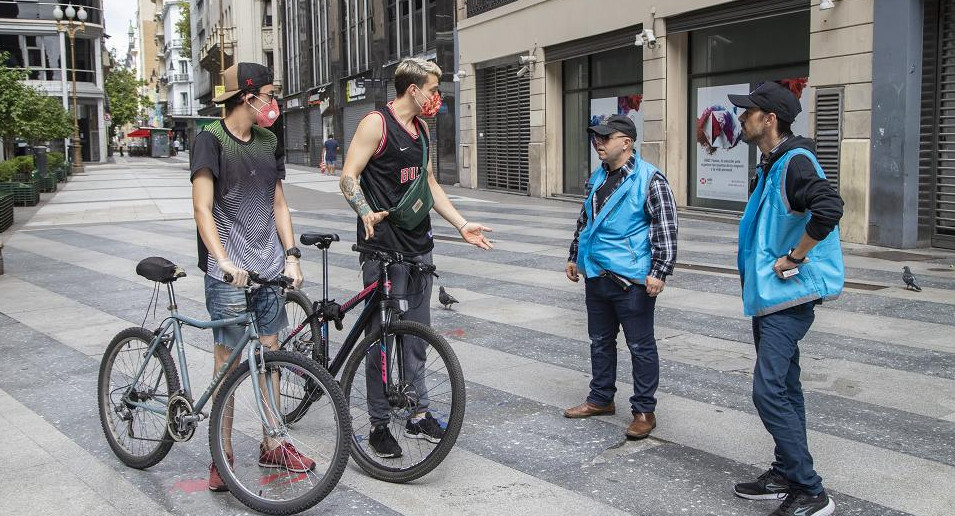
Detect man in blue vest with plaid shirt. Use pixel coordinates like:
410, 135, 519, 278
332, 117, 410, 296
563, 114, 678, 441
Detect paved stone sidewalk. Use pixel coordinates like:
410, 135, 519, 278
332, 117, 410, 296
1, 158, 954, 515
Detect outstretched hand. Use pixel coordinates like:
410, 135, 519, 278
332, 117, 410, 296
460, 222, 493, 250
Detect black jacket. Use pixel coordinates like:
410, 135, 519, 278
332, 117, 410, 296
751, 136, 844, 241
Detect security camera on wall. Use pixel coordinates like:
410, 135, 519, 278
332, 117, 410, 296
516, 66, 530, 78
635, 29, 657, 49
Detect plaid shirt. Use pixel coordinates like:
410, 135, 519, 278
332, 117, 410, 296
568, 152, 679, 281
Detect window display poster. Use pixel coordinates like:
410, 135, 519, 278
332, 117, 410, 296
589, 95, 644, 172
695, 84, 750, 202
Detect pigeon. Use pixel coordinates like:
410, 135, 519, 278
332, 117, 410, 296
902, 266, 921, 292
438, 286, 459, 310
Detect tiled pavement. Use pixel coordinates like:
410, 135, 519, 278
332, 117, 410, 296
0, 156, 953, 515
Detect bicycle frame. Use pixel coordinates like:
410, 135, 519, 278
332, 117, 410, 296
123, 283, 285, 436
282, 255, 401, 380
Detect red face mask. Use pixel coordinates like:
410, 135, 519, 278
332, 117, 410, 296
414, 88, 442, 117
248, 94, 280, 128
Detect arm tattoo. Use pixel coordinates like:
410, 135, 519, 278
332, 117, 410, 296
341, 176, 373, 217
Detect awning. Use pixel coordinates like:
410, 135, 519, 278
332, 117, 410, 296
127, 129, 151, 138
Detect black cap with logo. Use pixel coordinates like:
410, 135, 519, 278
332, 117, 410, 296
212, 63, 274, 104
728, 81, 801, 123
587, 114, 638, 140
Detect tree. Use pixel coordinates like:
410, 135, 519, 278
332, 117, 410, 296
0, 51, 73, 157
18, 87, 72, 145
175, 4, 191, 59
105, 67, 150, 140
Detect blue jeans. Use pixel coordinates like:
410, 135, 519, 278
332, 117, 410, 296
585, 275, 659, 413
752, 301, 823, 495
204, 274, 287, 348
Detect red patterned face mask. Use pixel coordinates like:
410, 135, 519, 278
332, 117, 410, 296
414, 88, 442, 117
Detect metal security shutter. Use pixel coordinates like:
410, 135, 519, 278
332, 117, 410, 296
285, 110, 308, 165
476, 63, 530, 193
309, 106, 324, 164
919, 0, 955, 248
814, 88, 842, 190
343, 101, 375, 157
668, 0, 809, 33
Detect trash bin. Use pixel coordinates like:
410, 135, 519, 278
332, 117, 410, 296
34, 146, 48, 178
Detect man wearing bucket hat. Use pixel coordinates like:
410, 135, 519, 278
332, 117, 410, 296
729, 80, 843, 516
563, 114, 678, 441
190, 62, 312, 491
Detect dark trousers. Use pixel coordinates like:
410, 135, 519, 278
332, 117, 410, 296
361, 252, 433, 427
752, 301, 823, 495
585, 275, 659, 413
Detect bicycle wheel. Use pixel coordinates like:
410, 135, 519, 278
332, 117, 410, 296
340, 321, 465, 483
209, 350, 350, 515
98, 327, 181, 469
279, 290, 322, 424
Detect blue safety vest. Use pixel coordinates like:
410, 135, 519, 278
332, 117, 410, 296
737, 148, 844, 316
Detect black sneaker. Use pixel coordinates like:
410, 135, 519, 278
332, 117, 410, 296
770, 490, 835, 516
369, 425, 402, 458
734, 469, 792, 500
404, 413, 445, 443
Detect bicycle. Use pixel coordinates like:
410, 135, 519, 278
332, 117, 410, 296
278, 232, 466, 484
97, 257, 351, 515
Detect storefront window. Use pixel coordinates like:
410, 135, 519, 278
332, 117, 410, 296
687, 11, 810, 211
562, 45, 643, 195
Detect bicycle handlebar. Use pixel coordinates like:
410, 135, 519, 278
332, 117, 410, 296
222, 271, 294, 289
351, 244, 438, 276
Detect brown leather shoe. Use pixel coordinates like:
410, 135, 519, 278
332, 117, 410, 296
626, 412, 656, 439
563, 401, 615, 418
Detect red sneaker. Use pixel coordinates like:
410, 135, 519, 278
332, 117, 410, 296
208, 454, 234, 492
258, 442, 315, 473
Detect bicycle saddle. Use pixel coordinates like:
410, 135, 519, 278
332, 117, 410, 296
136, 257, 186, 283
300, 232, 339, 249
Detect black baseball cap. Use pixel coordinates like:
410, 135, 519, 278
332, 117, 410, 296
588, 114, 638, 140
212, 63, 274, 104
728, 81, 801, 123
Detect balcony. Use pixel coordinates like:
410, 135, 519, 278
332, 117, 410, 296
164, 39, 184, 55
198, 26, 235, 74
466, 0, 518, 18
170, 73, 190, 83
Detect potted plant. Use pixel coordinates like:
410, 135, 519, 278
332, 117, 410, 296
48, 151, 67, 182
0, 156, 39, 206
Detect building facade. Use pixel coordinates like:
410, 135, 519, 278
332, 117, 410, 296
456, 0, 954, 250
0, 0, 108, 162
278, 0, 458, 184
135, 0, 163, 127
158, 0, 196, 147
191, 0, 282, 117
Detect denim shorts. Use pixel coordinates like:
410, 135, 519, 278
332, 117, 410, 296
204, 274, 288, 348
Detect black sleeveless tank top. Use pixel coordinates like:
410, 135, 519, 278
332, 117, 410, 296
358, 103, 434, 255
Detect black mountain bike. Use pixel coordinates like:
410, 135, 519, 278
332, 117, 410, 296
279, 232, 465, 484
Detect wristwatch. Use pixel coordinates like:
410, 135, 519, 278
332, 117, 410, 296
285, 247, 301, 259
786, 248, 805, 264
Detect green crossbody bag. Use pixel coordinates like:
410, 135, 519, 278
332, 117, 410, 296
367, 119, 434, 230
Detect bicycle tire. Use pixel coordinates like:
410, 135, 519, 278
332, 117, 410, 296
209, 350, 350, 515
98, 327, 180, 470
280, 289, 322, 424
340, 321, 465, 483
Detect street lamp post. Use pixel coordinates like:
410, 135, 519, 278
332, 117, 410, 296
53, 3, 87, 175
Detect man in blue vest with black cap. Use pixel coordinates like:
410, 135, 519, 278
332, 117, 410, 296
729, 81, 844, 516
563, 114, 678, 441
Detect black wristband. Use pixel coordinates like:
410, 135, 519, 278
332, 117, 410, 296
787, 248, 805, 264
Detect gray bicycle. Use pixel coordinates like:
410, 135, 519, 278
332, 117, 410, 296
97, 257, 350, 515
